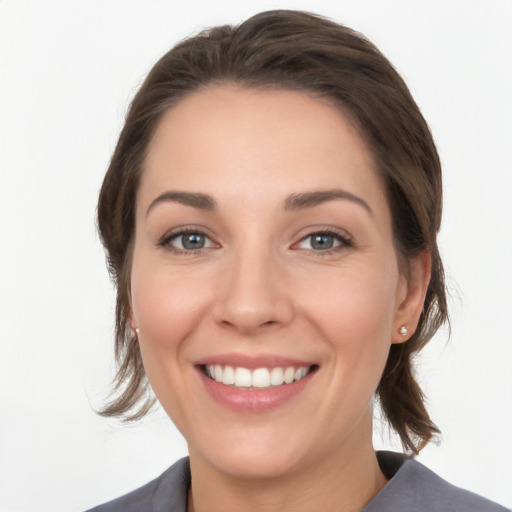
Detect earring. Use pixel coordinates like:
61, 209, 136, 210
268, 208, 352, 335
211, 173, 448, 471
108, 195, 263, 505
399, 326, 408, 337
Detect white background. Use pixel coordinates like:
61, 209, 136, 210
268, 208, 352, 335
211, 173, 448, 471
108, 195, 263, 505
0, 1, 511, 511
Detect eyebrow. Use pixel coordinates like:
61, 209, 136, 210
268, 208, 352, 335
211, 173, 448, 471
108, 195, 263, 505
146, 188, 372, 216
146, 191, 217, 216
284, 189, 373, 215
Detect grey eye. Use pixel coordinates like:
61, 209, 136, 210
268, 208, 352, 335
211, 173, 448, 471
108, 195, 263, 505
295, 231, 349, 252
179, 233, 206, 250
161, 229, 217, 253
309, 234, 335, 250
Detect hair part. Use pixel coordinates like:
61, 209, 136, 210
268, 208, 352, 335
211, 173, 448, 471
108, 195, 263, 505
97, 9, 448, 454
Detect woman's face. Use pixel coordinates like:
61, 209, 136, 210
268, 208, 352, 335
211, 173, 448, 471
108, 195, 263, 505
130, 85, 419, 478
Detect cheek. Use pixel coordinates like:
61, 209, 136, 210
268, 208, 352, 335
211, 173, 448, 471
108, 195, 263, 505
323, 286, 393, 379
301, 260, 399, 388
131, 265, 204, 339
130, 264, 209, 360
304, 262, 399, 341
130, 266, 211, 427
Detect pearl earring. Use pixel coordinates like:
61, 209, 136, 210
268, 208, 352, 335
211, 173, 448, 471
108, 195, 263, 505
399, 326, 408, 337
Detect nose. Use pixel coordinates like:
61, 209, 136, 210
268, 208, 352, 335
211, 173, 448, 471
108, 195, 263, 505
212, 247, 294, 335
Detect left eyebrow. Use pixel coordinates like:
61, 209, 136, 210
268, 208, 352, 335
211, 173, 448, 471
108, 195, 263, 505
284, 189, 373, 216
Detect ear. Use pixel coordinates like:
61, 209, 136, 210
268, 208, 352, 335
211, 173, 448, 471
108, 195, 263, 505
129, 314, 138, 332
392, 250, 431, 344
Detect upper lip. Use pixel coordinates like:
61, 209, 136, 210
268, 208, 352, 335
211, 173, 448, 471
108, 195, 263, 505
194, 353, 316, 369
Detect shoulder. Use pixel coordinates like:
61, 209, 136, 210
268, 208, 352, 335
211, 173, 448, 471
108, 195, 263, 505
85, 457, 190, 512
364, 451, 508, 512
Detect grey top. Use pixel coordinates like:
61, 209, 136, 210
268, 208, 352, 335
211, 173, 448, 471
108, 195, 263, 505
86, 451, 508, 511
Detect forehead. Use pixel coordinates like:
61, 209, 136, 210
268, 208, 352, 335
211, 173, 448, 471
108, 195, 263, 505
140, 85, 387, 213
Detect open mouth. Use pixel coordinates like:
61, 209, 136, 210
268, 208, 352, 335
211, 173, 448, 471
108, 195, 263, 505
201, 364, 318, 389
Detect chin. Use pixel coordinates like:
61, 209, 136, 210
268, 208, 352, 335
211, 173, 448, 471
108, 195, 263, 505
208, 450, 305, 481
190, 427, 313, 480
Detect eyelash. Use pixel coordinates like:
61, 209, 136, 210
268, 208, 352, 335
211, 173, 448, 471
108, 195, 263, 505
156, 227, 353, 256
157, 227, 217, 255
293, 228, 353, 256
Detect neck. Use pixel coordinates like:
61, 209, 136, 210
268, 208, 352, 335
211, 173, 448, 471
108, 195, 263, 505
187, 422, 388, 512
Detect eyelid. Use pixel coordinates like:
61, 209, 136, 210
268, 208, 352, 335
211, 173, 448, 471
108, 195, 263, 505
291, 227, 354, 253
155, 225, 353, 255
156, 225, 219, 253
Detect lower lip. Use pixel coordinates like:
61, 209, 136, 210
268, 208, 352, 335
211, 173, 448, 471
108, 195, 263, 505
198, 368, 313, 412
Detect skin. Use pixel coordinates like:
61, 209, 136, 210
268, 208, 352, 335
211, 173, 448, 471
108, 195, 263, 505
130, 85, 430, 512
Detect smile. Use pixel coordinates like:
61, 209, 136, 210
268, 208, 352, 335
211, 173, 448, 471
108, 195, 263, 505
204, 365, 314, 388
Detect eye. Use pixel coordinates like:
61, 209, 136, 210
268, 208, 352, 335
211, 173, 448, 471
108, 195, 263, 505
159, 230, 217, 253
294, 230, 352, 253
302, 233, 338, 250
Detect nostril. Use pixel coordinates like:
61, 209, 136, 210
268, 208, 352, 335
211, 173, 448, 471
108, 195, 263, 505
218, 318, 277, 330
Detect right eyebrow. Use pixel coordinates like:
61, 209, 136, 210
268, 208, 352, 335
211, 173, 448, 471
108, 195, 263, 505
146, 191, 217, 217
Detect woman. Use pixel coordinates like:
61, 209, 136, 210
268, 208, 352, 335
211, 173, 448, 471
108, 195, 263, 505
88, 10, 507, 512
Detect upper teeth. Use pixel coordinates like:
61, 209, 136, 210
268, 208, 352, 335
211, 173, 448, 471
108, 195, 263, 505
205, 365, 311, 388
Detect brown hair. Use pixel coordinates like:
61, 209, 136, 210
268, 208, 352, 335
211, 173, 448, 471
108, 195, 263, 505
97, 9, 448, 454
